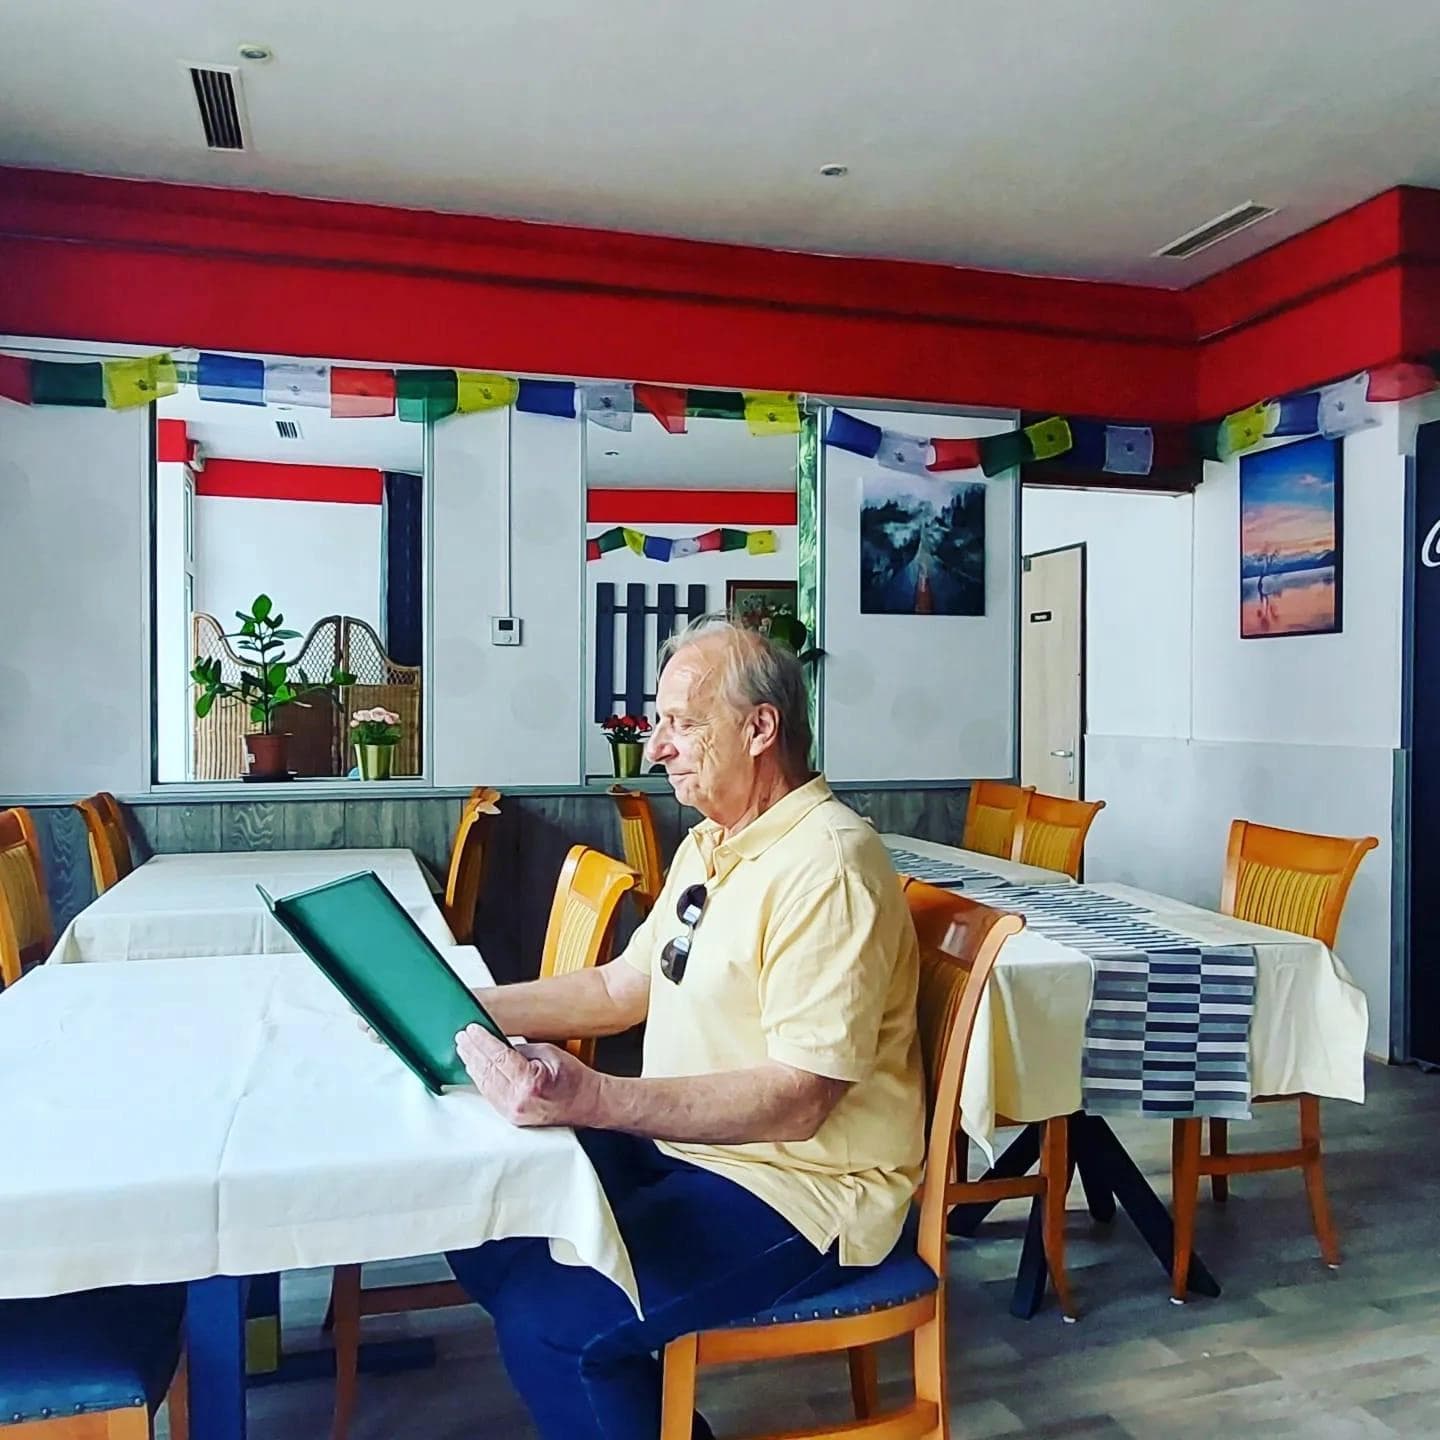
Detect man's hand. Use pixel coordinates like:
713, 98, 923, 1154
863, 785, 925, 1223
456, 1024, 604, 1129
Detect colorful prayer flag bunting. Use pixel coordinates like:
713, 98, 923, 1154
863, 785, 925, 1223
1024, 416, 1072, 461
720, 528, 749, 551
927, 437, 982, 472
635, 384, 688, 434
1103, 425, 1154, 475
585, 527, 778, 562
746, 530, 778, 555
876, 429, 931, 476
642, 535, 673, 561
743, 392, 801, 436
622, 528, 646, 554
330, 367, 396, 419
979, 429, 1031, 477
198, 352, 265, 406
29, 360, 104, 407
671, 536, 701, 559
1366, 362, 1436, 402
1062, 419, 1108, 470
456, 372, 518, 413
824, 409, 883, 458
1191, 421, 1225, 462
0, 355, 32, 406
1318, 372, 1379, 438
686, 389, 746, 420
581, 382, 634, 431
516, 378, 576, 418
264, 362, 329, 409
102, 354, 177, 410
1266, 391, 1320, 437
1220, 402, 1270, 457
595, 527, 627, 554
396, 369, 457, 423
695, 529, 724, 552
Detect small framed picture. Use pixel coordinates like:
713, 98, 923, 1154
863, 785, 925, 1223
1240, 435, 1343, 639
726, 580, 799, 636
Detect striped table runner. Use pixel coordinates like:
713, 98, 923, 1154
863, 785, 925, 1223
974, 885, 1259, 1120
884, 845, 1014, 890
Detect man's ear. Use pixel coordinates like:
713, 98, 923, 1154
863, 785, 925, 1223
747, 703, 782, 757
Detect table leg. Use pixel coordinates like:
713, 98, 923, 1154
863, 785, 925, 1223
1071, 1114, 1221, 1299
187, 1276, 247, 1440
946, 1123, 1042, 1238
1010, 1198, 1049, 1319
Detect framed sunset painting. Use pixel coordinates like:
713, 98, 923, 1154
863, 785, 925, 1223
1239, 435, 1342, 639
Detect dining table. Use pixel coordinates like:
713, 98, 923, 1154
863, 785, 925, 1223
48, 848, 455, 963
0, 948, 636, 1440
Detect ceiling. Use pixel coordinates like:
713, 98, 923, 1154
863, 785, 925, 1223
4, 2, 1440, 287
159, 387, 424, 470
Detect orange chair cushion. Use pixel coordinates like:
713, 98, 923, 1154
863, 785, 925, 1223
967, 805, 1015, 860
0, 844, 47, 952
1020, 820, 1074, 874
1232, 859, 1334, 939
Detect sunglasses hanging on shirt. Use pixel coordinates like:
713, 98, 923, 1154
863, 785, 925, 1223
660, 883, 708, 984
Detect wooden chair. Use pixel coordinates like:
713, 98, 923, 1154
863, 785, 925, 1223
329, 843, 634, 1440
440, 786, 502, 946
1171, 819, 1379, 1301
961, 780, 1033, 861
74, 793, 135, 897
0, 807, 53, 989
658, 889, 1023, 1440
608, 786, 665, 918
0, 1285, 188, 1439
904, 878, 1074, 1322
1013, 792, 1106, 879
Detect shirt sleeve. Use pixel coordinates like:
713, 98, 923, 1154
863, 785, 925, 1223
758, 871, 899, 1083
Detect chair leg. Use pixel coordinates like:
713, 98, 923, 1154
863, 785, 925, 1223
1040, 1117, 1076, 1321
912, 1303, 949, 1440
1171, 1119, 1202, 1303
1208, 1119, 1229, 1203
847, 1345, 879, 1419
1299, 1095, 1341, 1268
166, 1353, 189, 1440
330, 1264, 362, 1440
660, 1334, 700, 1440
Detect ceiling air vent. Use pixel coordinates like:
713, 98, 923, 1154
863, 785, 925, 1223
186, 64, 248, 151
275, 419, 302, 440
1154, 202, 1275, 260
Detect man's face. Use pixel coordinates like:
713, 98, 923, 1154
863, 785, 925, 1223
647, 643, 755, 819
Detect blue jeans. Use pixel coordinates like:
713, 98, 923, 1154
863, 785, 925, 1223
447, 1128, 847, 1440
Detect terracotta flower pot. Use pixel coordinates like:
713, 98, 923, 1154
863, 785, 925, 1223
244, 732, 291, 780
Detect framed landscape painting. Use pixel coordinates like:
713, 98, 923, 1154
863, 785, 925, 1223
1240, 435, 1342, 639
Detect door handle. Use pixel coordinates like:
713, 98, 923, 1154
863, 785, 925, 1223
1049, 749, 1074, 758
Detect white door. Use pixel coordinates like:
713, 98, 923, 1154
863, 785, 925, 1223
1020, 546, 1083, 797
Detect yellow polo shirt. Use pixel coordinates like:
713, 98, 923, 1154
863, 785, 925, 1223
619, 776, 925, 1266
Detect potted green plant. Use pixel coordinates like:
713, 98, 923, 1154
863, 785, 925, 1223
600, 714, 651, 779
190, 594, 355, 780
350, 707, 404, 780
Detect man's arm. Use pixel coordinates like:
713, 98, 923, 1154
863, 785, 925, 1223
456, 1025, 850, 1144
475, 960, 650, 1044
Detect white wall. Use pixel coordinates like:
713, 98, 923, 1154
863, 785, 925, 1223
1023, 411, 1406, 1056
193, 494, 382, 640
0, 403, 150, 795
432, 408, 583, 787
823, 408, 1019, 783
582, 522, 797, 777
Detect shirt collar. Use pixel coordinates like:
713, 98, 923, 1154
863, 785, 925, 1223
692, 775, 833, 880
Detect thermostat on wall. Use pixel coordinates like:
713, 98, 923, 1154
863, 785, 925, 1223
490, 616, 522, 646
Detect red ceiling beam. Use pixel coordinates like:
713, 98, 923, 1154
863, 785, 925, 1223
195, 458, 382, 505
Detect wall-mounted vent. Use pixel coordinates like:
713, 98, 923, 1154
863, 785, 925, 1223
186, 64, 248, 151
1154, 202, 1275, 260
275, 419, 302, 440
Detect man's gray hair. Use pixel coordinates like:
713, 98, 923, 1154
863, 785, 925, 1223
658, 615, 814, 781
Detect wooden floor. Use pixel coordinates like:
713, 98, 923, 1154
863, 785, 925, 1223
210, 1060, 1440, 1439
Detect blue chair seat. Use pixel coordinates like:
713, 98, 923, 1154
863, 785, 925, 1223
723, 1213, 936, 1328
0, 1285, 184, 1426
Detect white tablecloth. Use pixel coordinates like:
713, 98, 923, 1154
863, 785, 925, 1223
0, 951, 637, 1311
960, 882, 1369, 1158
49, 850, 455, 963
878, 833, 1074, 888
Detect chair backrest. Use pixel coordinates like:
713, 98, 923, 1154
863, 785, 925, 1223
442, 787, 502, 946
540, 845, 637, 1064
74, 791, 134, 895
0, 807, 53, 987
608, 786, 664, 918
900, 877, 1023, 1273
962, 780, 1034, 860
1220, 819, 1378, 948
1014, 792, 1106, 878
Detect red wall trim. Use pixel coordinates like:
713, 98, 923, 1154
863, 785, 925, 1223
195, 458, 382, 505
586, 488, 797, 525
2, 167, 1439, 424
156, 417, 188, 464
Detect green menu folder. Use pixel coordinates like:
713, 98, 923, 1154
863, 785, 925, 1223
258, 870, 510, 1094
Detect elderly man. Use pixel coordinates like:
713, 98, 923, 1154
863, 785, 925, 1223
448, 617, 924, 1440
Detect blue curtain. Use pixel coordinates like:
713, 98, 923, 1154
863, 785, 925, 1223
381, 471, 423, 666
